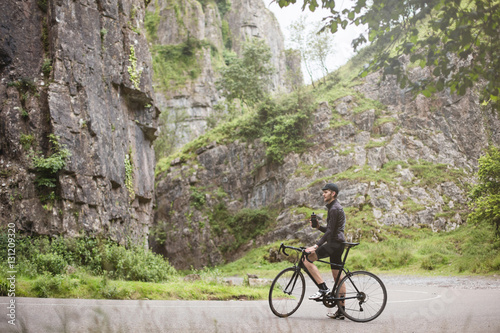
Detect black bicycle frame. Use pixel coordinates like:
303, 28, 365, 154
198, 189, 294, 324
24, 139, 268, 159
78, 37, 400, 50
289, 244, 362, 303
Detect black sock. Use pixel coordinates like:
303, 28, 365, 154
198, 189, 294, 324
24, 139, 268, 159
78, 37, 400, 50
319, 282, 328, 290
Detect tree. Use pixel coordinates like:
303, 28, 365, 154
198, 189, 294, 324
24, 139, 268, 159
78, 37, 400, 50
277, 0, 500, 109
216, 38, 274, 107
469, 146, 500, 235
288, 16, 335, 86
288, 15, 316, 88
307, 21, 335, 84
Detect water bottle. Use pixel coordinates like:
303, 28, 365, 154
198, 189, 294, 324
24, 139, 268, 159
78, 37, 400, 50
311, 212, 318, 228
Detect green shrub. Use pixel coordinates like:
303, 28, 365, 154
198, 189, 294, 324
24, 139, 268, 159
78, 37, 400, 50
469, 146, 500, 235
190, 186, 207, 210
42, 58, 52, 77
2, 233, 176, 283
32, 274, 76, 298
150, 37, 202, 91
209, 204, 276, 252
95, 274, 131, 299
420, 253, 449, 271
20, 134, 35, 150
102, 243, 176, 282
216, 38, 274, 107
144, 6, 160, 42
238, 95, 315, 163
31, 134, 71, 188
35, 253, 68, 275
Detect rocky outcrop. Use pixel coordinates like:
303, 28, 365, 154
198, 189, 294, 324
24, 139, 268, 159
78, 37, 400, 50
154, 65, 500, 269
148, 0, 292, 151
0, 0, 157, 244
224, 0, 288, 91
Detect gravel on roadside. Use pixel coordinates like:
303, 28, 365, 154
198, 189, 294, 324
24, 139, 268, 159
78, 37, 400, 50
365, 274, 500, 290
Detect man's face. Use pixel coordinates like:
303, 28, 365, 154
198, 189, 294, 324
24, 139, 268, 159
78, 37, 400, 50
322, 189, 335, 203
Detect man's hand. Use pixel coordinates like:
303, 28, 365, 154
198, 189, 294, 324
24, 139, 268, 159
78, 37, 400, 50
305, 245, 318, 253
309, 219, 320, 229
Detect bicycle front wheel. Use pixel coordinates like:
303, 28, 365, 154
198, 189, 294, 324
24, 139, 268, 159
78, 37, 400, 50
268, 267, 305, 317
336, 271, 387, 322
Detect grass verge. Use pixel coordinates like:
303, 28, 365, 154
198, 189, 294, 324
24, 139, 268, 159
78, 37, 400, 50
12, 272, 268, 301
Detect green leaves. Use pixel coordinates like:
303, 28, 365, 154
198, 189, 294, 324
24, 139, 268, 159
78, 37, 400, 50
469, 146, 500, 235
237, 95, 315, 163
283, 0, 500, 109
31, 134, 71, 188
216, 38, 274, 107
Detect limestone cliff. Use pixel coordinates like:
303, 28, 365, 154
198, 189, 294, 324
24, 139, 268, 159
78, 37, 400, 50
0, 0, 157, 244
147, 0, 292, 151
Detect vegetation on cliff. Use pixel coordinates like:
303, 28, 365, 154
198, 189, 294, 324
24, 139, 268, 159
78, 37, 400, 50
469, 146, 500, 235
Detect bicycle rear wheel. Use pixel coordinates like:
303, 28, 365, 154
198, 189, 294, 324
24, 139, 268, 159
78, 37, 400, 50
336, 271, 387, 322
268, 267, 305, 317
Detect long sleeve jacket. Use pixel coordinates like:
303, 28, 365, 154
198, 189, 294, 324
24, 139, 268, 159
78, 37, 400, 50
316, 199, 346, 247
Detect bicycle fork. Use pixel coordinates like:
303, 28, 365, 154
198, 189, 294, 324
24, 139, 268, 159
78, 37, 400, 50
283, 267, 301, 295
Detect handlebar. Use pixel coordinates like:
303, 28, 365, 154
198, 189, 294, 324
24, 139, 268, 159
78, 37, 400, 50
278, 242, 361, 268
278, 243, 314, 263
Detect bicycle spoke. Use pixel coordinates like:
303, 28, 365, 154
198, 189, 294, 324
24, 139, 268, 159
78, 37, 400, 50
336, 271, 387, 322
269, 267, 305, 318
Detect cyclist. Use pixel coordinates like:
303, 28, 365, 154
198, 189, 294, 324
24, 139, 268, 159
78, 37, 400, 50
303, 183, 347, 319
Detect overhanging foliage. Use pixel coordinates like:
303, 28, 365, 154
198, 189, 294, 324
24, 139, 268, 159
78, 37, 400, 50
277, 0, 500, 109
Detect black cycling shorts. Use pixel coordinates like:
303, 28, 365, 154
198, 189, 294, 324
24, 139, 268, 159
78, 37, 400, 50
316, 243, 344, 268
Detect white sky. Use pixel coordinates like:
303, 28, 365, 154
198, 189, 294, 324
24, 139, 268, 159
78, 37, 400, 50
265, 0, 366, 82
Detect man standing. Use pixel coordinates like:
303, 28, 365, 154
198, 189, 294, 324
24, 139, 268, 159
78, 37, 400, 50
302, 183, 346, 319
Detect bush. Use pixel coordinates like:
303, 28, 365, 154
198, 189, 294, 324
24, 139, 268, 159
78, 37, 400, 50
1, 233, 177, 283
420, 253, 449, 271
469, 145, 500, 235
30, 134, 71, 188
95, 274, 131, 299
216, 38, 274, 107
32, 274, 77, 298
209, 204, 276, 252
238, 96, 315, 163
35, 253, 68, 275
102, 243, 176, 282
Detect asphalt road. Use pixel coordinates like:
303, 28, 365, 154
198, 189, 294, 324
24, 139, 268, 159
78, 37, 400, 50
1, 275, 500, 333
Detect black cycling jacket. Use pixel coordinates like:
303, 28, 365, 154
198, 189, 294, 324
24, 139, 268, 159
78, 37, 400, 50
316, 199, 346, 247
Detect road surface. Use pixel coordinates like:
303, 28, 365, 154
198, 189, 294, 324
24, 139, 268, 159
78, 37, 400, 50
1, 275, 499, 332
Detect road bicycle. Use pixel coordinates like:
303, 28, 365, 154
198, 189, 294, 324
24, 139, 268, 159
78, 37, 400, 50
268, 242, 387, 322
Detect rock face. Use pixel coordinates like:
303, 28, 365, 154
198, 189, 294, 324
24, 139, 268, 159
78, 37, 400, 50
154, 67, 500, 269
224, 0, 288, 91
149, 0, 292, 151
0, 0, 157, 244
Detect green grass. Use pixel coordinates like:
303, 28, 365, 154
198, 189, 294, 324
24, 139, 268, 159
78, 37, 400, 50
220, 222, 500, 278
305, 159, 468, 191
12, 271, 269, 300
344, 222, 500, 275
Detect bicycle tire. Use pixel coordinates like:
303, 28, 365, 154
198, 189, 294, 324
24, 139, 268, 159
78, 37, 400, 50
335, 270, 387, 322
268, 267, 306, 318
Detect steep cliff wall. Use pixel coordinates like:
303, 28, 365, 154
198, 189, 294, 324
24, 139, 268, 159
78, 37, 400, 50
0, 0, 157, 244
154, 62, 500, 269
147, 0, 292, 151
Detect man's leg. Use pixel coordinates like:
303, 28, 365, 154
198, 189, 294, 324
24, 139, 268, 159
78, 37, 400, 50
303, 252, 329, 300
327, 246, 346, 319
331, 268, 345, 307
302, 252, 324, 285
